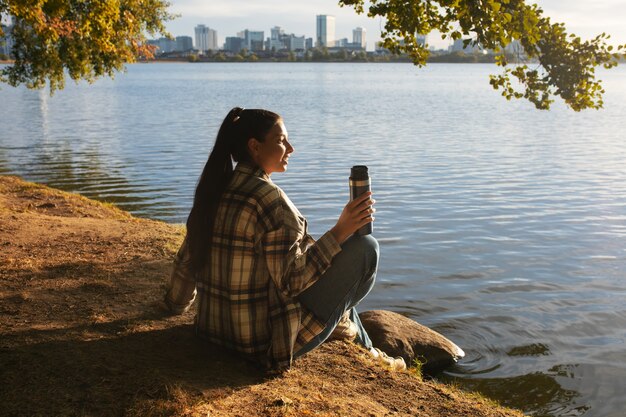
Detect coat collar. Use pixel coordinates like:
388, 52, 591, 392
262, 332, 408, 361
234, 161, 270, 181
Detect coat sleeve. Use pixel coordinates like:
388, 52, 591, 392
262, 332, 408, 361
259, 189, 342, 298
164, 236, 197, 314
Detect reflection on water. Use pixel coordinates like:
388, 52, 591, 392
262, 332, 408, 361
2, 63, 626, 417
444, 369, 591, 417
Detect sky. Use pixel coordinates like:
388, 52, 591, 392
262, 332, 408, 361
164, 0, 626, 51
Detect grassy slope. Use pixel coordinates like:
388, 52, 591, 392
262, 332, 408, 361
0, 175, 522, 417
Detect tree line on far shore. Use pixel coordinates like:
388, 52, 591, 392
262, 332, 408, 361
149, 48, 528, 64
3, 0, 625, 110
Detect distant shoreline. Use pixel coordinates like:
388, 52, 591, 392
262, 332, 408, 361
137, 59, 495, 63
136, 59, 502, 64
138, 53, 513, 65
3, 56, 623, 66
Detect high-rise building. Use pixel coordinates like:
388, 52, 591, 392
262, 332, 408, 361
335, 38, 348, 48
195, 25, 218, 52
224, 37, 244, 53
266, 28, 306, 52
146, 37, 176, 54
353, 27, 366, 49
195, 25, 208, 51
450, 38, 480, 53
504, 40, 525, 57
240, 29, 264, 52
0, 24, 9, 56
285, 35, 306, 51
316, 15, 335, 47
417, 34, 427, 47
0, 17, 14, 57
176, 36, 193, 52
250, 31, 265, 52
269, 26, 285, 51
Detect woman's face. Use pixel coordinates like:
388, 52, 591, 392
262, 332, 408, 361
250, 120, 294, 175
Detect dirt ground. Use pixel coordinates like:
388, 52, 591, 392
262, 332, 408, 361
0, 175, 523, 417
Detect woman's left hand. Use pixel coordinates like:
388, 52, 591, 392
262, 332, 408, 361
330, 191, 376, 244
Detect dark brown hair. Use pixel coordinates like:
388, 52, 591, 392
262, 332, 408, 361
185, 107, 281, 273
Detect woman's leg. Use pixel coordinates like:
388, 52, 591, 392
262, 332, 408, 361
294, 234, 378, 357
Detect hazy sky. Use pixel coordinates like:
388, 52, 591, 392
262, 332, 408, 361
164, 0, 626, 51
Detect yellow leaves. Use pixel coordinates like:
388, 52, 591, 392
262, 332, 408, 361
123, 10, 135, 26
2, 0, 620, 111
47, 17, 77, 37
7, 2, 41, 22
1, 0, 172, 93
135, 41, 156, 60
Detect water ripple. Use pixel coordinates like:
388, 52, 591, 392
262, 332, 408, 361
2, 63, 626, 417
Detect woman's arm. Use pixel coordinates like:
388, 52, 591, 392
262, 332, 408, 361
263, 221, 341, 298
259, 186, 342, 298
260, 188, 375, 299
164, 237, 197, 314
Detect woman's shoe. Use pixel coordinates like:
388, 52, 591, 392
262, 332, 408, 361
328, 311, 358, 341
369, 347, 407, 371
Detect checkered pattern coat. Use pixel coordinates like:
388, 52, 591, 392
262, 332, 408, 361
165, 162, 341, 369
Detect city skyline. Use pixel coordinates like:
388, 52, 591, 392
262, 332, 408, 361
164, 0, 626, 51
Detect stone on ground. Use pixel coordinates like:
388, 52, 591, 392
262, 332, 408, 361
359, 310, 465, 374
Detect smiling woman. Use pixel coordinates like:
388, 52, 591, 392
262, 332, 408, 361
163, 107, 405, 372
247, 119, 294, 174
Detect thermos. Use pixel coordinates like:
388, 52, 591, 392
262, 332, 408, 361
349, 165, 373, 236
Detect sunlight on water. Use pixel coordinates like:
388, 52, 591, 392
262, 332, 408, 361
1, 63, 626, 417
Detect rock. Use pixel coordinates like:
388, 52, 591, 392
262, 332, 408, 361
359, 310, 465, 375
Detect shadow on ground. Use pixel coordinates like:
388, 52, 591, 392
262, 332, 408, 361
1, 322, 265, 416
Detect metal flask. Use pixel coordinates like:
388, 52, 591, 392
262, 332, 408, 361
349, 165, 373, 236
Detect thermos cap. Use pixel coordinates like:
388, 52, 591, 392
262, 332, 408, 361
350, 165, 369, 180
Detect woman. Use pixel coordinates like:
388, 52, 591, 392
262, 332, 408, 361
164, 107, 405, 372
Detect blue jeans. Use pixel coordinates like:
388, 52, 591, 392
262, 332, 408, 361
294, 234, 378, 357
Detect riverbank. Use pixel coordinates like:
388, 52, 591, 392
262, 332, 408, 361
141, 51, 505, 64
0, 175, 522, 416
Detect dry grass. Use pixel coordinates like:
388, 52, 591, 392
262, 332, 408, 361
0, 175, 523, 417
0, 175, 132, 220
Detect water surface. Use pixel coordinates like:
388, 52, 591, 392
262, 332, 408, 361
1, 63, 625, 417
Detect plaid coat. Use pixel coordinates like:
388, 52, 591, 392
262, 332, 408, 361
165, 162, 341, 369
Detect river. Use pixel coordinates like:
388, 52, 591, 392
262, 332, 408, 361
1, 62, 625, 417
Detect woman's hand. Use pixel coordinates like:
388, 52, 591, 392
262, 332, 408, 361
330, 191, 376, 244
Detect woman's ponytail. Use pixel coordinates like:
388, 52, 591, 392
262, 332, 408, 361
185, 107, 281, 273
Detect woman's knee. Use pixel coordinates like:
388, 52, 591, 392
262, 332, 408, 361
342, 234, 379, 269
361, 234, 379, 257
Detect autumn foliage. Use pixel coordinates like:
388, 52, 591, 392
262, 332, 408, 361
340, 0, 626, 110
0, 0, 172, 92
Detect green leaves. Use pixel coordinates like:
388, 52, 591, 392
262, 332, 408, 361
1, 0, 173, 93
3, 0, 625, 111
339, 0, 626, 111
